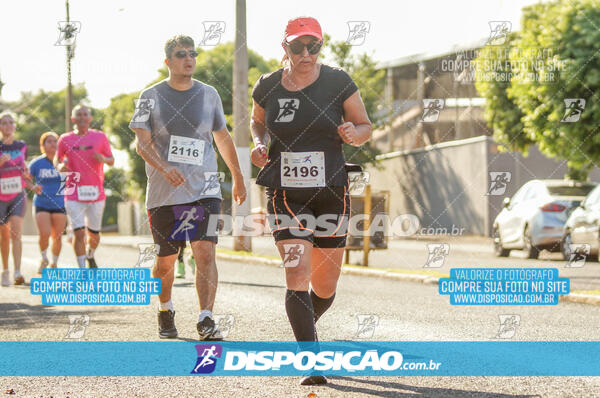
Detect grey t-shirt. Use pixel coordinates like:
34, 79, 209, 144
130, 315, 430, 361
129, 79, 227, 209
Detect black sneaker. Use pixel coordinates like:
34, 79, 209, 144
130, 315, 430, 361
158, 310, 178, 339
300, 375, 328, 385
87, 257, 98, 268
197, 317, 223, 341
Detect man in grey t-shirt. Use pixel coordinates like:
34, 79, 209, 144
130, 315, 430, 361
129, 35, 246, 340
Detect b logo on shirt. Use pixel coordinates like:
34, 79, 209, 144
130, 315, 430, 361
275, 99, 299, 123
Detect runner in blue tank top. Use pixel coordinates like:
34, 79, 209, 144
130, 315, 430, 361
29, 132, 67, 272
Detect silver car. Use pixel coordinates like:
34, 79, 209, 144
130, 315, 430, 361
493, 179, 596, 259
562, 184, 600, 260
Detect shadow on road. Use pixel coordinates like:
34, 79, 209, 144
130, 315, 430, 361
174, 280, 285, 289
220, 280, 285, 289
326, 376, 540, 397
0, 302, 117, 331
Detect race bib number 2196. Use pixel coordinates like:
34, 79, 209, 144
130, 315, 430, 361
280, 151, 325, 188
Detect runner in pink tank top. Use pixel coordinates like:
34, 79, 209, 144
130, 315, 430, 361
56, 105, 114, 269
0, 111, 32, 286
57, 129, 112, 203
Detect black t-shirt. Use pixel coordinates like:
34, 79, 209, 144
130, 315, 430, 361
252, 64, 358, 188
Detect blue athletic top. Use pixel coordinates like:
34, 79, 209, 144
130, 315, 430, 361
29, 155, 65, 210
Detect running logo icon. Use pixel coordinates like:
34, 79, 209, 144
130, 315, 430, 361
132, 99, 155, 123
487, 21, 511, 45
565, 243, 590, 268
561, 99, 586, 122
487, 172, 512, 196
134, 243, 160, 268
213, 314, 235, 338
199, 21, 225, 46
424, 243, 450, 268
275, 99, 300, 122
355, 314, 379, 338
55, 21, 81, 46
191, 344, 223, 374
201, 172, 225, 196
57, 172, 80, 196
348, 171, 370, 195
281, 244, 305, 268
346, 21, 370, 46
421, 99, 444, 122
65, 314, 90, 339
495, 314, 520, 339
170, 205, 205, 241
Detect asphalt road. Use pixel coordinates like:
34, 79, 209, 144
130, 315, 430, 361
1, 240, 600, 397
219, 235, 600, 292
378, 240, 600, 292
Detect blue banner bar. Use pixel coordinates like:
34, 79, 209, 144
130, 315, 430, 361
30, 268, 161, 305
439, 268, 569, 305
1, 341, 599, 376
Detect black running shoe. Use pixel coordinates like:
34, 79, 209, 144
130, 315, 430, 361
300, 375, 328, 385
197, 317, 223, 341
158, 310, 178, 339
87, 257, 98, 268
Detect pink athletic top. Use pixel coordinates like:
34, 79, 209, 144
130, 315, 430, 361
57, 130, 113, 202
0, 140, 27, 202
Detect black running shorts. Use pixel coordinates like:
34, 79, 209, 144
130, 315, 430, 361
266, 186, 350, 248
147, 198, 221, 257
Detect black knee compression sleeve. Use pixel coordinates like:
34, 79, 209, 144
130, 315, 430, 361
310, 290, 336, 323
285, 289, 317, 342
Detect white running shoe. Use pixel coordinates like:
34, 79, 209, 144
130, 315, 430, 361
1, 270, 9, 287
38, 259, 49, 274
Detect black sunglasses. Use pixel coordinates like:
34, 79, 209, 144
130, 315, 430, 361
286, 40, 322, 55
174, 50, 199, 59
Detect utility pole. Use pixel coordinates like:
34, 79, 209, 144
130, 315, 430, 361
232, 0, 251, 251
64, 0, 74, 132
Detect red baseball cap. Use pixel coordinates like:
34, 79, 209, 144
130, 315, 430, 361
284, 17, 323, 42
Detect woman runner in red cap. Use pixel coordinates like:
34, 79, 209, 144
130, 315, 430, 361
250, 16, 372, 385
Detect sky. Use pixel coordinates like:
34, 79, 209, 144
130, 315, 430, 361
1, 0, 543, 109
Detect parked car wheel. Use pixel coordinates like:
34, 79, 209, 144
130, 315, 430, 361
560, 232, 572, 261
523, 224, 540, 259
493, 225, 510, 257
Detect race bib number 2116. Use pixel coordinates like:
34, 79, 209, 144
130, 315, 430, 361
168, 135, 204, 166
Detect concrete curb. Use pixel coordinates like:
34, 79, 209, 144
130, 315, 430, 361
215, 252, 600, 306
560, 293, 600, 306
98, 238, 600, 306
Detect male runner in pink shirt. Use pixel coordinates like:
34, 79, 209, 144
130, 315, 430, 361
56, 105, 114, 268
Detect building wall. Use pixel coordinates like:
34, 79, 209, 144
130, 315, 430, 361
366, 136, 600, 237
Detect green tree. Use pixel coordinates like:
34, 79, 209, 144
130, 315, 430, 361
474, 32, 533, 153
322, 34, 383, 167
7, 84, 89, 155
508, 0, 600, 179
102, 167, 128, 227
103, 91, 146, 198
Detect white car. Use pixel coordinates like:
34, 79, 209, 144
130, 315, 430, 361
562, 184, 600, 260
493, 179, 596, 259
